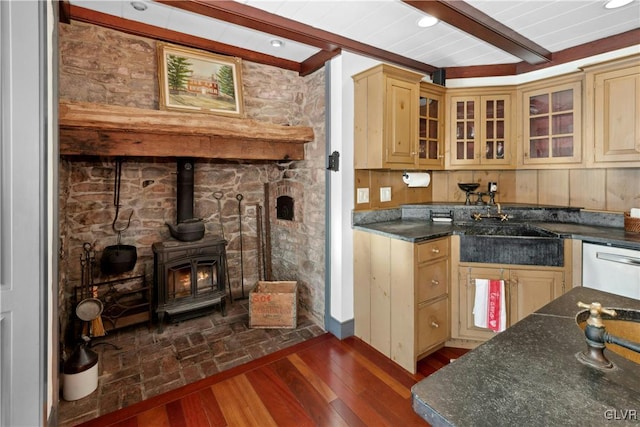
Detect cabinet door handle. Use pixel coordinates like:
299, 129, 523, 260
431, 247, 440, 254
431, 320, 439, 328
431, 279, 440, 286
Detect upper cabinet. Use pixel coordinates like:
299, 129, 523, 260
446, 88, 515, 169
418, 82, 446, 169
353, 64, 423, 170
518, 74, 583, 168
583, 54, 640, 167
352, 55, 639, 172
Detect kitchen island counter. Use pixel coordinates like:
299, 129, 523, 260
411, 287, 640, 426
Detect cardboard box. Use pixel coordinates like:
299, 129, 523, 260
249, 281, 297, 329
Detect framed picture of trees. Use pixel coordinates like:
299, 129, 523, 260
157, 43, 244, 117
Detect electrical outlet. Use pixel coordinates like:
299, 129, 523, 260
356, 188, 369, 204
380, 187, 391, 202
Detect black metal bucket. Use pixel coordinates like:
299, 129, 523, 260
101, 244, 137, 275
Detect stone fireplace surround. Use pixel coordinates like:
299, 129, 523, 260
59, 157, 323, 351
58, 20, 327, 356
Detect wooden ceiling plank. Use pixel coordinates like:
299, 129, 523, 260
516, 28, 640, 74
156, 0, 438, 74
403, 0, 552, 65
67, 5, 302, 73
445, 30, 640, 79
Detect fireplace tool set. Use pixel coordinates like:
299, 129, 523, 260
76, 243, 106, 338
236, 193, 247, 300
212, 190, 270, 303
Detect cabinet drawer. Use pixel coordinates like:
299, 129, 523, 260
417, 260, 448, 303
418, 296, 449, 354
417, 238, 449, 263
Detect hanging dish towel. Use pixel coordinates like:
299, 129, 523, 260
473, 279, 507, 332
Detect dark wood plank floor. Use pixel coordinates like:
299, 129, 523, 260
77, 334, 468, 427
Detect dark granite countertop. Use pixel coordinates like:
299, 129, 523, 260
534, 222, 640, 250
352, 209, 640, 250
412, 287, 640, 426
353, 219, 455, 243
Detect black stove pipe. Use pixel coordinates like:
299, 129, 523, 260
167, 158, 204, 241
177, 158, 195, 223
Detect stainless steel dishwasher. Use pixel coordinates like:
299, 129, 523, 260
582, 242, 640, 299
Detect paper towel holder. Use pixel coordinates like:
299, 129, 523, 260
402, 171, 431, 188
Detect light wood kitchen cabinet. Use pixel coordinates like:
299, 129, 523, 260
519, 74, 583, 167
353, 64, 423, 170
583, 54, 640, 167
446, 87, 515, 169
453, 266, 565, 342
353, 230, 449, 373
417, 82, 446, 169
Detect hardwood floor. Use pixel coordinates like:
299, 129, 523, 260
76, 334, 468, 427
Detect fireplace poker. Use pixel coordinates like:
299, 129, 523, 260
263, 183, 272, 281
256, 204, 264, 281
235, 193, 247, 300
213, 191, 233, 303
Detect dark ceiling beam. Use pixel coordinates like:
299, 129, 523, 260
58, 0, 71, 24
66, 5, 302, 73
155, 0, 438, 74
300, 49, 342, 77
403, 0, 552, 65
445, 29, 640, 79
516, 28, 640, 74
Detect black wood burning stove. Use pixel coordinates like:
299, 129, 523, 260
152, 237, 227, 331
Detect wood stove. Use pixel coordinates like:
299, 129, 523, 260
152, 236, 227, 331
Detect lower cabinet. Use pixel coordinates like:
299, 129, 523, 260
353, 230, 450, 374
453, 266, 565, 342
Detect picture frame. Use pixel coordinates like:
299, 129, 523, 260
157, 42, 244, 117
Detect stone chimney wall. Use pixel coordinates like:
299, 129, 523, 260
58, 21, 326, 341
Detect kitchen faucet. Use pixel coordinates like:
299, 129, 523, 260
471, 203, 509, 221
576, 301, 640, 369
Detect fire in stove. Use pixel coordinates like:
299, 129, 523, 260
168, 262, 219, 299
153, 237, 228, 331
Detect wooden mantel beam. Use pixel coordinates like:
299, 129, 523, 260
59, 101, 314, 161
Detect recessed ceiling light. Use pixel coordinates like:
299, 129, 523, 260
270, 39, 284, 48
417, 15, 438, 28
604, 0, 633, 8
130, 1, 147, 12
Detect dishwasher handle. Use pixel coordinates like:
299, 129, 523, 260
596, 251, 640, 267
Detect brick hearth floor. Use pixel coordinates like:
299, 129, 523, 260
58, 298, 325, 426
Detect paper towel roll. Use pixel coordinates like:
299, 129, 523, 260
402, 172, 431, 188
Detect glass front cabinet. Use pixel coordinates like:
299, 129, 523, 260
446, 88, 515, 169
519, 76, 582, 167
417, 82, 445, 169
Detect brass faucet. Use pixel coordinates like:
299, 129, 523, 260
471, 203, 509, 221
576, 301, 640, 369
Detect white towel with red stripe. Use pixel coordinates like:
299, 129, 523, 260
473, 279, 506, 332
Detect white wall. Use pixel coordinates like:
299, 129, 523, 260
329, 52, 379, 327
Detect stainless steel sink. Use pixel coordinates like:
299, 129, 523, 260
459, 223, 563, 266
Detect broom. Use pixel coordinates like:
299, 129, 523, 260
91, 279, 107, 337
91, 315, 106, 337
